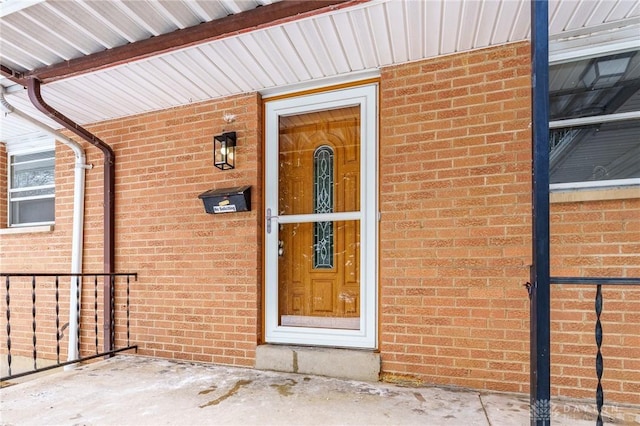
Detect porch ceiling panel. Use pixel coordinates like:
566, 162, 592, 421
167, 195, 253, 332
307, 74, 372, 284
1, 0, 639, 145
0, 0, 275, 73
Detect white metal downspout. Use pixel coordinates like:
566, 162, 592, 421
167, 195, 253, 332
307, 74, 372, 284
1, 88, 92, 363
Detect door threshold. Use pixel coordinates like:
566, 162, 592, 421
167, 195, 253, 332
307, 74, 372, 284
280, 315, 359, 329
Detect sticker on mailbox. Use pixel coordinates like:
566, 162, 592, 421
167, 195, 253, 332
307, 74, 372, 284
213, 205, 237, 213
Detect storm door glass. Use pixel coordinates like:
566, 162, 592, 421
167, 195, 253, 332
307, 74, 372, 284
277, 107, 361, 331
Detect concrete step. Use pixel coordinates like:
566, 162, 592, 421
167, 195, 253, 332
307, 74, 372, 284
255, 344, 381, 382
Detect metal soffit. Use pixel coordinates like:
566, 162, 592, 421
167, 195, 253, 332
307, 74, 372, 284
1, 0, 639, 144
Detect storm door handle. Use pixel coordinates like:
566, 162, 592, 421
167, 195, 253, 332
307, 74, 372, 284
266, 208, 279, 234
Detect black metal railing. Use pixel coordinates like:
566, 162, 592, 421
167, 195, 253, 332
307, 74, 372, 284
550, 276, 640, 426
1, 272, 137, 382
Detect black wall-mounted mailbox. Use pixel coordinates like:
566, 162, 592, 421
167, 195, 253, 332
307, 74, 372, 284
199, 185, 251, 214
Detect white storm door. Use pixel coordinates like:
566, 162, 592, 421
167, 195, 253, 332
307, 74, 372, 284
264, 84, 378, 348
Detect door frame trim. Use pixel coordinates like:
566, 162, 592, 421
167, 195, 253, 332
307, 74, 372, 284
263, 83, 378, 349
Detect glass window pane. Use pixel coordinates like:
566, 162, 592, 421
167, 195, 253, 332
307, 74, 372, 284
549, 50, 639, 185
550, 120, 640, 184
11, 151, 54, 164
9, 150, 55, 225
10, 198, 55, 225
10, 151, 55, 190
549, 51, 638, 121
11, 163, 55, 189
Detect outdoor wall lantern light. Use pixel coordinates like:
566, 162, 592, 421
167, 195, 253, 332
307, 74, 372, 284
214, 131, 236, 170
582, 54, 632, 89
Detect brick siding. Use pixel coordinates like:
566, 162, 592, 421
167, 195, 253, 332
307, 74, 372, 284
550, 198, 640, 403
1, 94, 262, 367
1, 42, 638, 404
378, 41, 639, 404
379, 42, 533, 394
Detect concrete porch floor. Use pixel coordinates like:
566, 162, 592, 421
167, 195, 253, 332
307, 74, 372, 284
1, 355, 639, 425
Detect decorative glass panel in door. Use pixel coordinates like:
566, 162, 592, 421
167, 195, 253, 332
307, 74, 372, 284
313, 146, 334, 269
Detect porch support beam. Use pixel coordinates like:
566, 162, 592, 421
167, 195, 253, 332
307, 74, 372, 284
530, 1, 551, 425
1, 0, 361, 86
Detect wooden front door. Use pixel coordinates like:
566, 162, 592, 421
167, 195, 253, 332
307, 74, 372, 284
277, 108, 360, 329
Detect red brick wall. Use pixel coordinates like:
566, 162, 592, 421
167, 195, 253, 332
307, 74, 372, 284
1, 42, 638, 404
105, 93, 263, 366
378, 42, 533, 394
550, 198, 640, 404
378, 42, 639, 404
1, 94, 262, 367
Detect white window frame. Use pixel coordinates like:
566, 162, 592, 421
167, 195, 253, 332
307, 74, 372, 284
549, 41, 640, 192
8, 146, 56, 227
